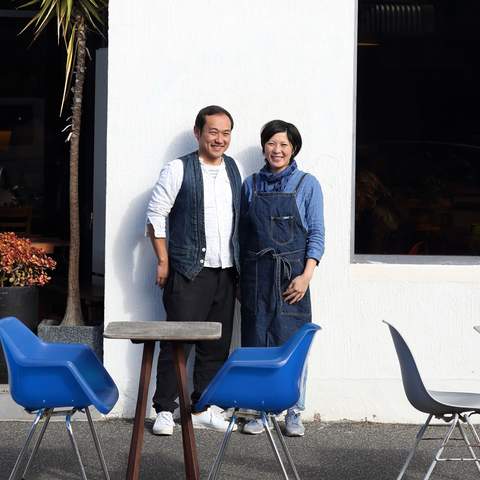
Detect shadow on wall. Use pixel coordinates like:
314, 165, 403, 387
110, 131, 198, 417
113, 130, 197, 322
236, 145, 263, 179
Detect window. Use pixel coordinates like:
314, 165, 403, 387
355, 1, 480, 257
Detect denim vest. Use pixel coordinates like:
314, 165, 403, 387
168, 151, 241, 280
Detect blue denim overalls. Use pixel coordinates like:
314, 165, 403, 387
241, 172, 312, 348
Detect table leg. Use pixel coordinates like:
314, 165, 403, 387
173, 342, 200, 480
126, 341, 155, 480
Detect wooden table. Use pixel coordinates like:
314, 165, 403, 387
103, 321, 222, 480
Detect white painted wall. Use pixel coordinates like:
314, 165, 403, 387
105, 0, 480, 423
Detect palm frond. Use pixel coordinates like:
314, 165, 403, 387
60, 22, 77, 115
16, 0, 107, 115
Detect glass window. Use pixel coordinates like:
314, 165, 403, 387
355, 1, 480, 256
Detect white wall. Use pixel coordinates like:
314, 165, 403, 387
105, 0, 480, 422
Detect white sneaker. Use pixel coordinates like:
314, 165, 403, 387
192, 407, 238, 432
152, 411, 175, 435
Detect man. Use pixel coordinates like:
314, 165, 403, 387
146, 105, 241, 434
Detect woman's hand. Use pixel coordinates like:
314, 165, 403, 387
282, 273, 310, 304
282, 258, 317, 304
156, 260, 169, 288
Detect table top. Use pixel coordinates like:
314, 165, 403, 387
103, 321, 222, 341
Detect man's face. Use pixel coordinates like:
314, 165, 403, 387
194, 114, 232, 163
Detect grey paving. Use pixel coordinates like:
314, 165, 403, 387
1, 418, 480, 479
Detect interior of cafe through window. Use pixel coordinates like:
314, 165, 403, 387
0, 7, 104, 322
355, 0, 480, 257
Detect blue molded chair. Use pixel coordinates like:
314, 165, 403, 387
385, 321, 480, 480
195, 322, 321, 480
0, 316, 119, 480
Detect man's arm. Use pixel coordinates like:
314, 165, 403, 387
148, 224, 169, 288
145, 159, 184, 287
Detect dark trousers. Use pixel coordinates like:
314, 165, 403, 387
152, 267, 236, 413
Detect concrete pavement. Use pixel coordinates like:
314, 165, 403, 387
1, 418, 480, 479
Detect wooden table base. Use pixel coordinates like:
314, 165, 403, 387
173, 343, 200, 480
126, 341, 155, 480
125, 341, 200, 480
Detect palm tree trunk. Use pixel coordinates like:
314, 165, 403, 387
62, 12, 86, 326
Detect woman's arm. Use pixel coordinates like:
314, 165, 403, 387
304, 176, 325, 263
283, 175, 325, 304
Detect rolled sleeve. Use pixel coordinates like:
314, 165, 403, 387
303, 177, 325, 263
145, 159, 184, 238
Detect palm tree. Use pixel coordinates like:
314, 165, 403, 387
18, 0, 108, 326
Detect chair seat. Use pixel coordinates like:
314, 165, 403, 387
0, 317, 118, 414
195, 323, 321, 414
197, 323, 321, 480
429, 390, 480, 412
0, 316, 118, 480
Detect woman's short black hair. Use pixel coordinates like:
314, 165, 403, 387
260, 119, 302, 158
194, 105, 234, 132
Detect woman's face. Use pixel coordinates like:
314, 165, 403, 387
264, 132, 294, 173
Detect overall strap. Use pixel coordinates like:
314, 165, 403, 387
294, 173, 308, 193
252, 174, 258, 194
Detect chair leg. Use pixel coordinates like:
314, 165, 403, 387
85, 407, 111, 480
396, 414, 433, 480
21, 409, 53, 479
457, 417, 480, 475
466, 414, 480, 451
423, 413, 459, 480
208, 413, 238, 480
271, 415, 301, 480
65, 413, 88, 480
262, 412, 290, 480
8, 409, 45, 480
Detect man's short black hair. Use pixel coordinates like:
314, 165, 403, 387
260, 119, 302, 158
194, 105, 234, 132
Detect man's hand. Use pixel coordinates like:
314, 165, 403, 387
156, 261, 169, 288
282, 274, 310, 304
147, 225, 169, 288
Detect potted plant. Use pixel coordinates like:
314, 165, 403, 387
0, 231, 56, 328
0, 232, 56, 383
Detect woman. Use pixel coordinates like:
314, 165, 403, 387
240, 119, 325, 436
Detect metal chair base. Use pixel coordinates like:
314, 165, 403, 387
208, 410, 301, 480
8, 407, 110, 480
397, 412, 480, 480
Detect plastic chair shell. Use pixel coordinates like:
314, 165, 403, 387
385, 321, 480, 415
195, 323, 321, 414
0, 316, 118, 414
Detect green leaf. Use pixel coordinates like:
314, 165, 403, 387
17, 0, 107, 115
80, 0, 104, 32
60, 23, 77, 114
17, 0, 41, 9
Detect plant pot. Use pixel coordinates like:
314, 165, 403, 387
0, 286, 39, 330
37, 321, 104, 362
0, 286, 39, 384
